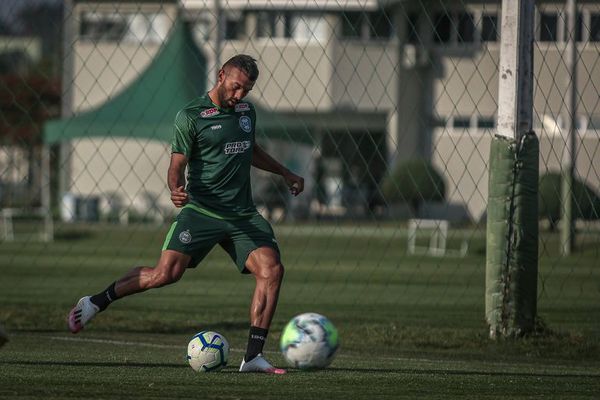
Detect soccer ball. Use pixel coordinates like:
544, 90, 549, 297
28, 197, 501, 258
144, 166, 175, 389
280, 313, 339, 369
187, 331, 229, 372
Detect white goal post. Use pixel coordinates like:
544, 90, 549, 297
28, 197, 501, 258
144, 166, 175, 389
407, 219, 468, 257
1, 207, 53, 242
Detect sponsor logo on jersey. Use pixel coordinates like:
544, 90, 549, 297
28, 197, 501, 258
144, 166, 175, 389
239, 116, 252, 133
210, 124, 222, 131
179, 230, 192, 244
200, 107, 220, 118
224, 141, 251, 154
235, 102, 250, 112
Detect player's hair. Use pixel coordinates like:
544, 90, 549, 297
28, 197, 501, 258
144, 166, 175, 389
222, 54, 259, 82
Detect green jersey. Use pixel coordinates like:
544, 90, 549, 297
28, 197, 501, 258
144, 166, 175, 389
171, 94, 257, 219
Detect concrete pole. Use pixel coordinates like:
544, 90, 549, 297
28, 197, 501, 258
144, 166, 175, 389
214, 0, 223, 82
58, 0, 75, 207
496, 0, 534, 140
561, 0, 577, 255
486, 0, 537, 338
41, 146, 53, 241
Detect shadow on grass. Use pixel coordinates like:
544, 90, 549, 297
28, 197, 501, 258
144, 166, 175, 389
326, 366, 600, 379
54, 230, 94, 241
5, 361, 599, 380
2, 360, 187, 369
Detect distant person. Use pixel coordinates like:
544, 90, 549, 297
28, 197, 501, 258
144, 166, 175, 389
67, 54, 304, 374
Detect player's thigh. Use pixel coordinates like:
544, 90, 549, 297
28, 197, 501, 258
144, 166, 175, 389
163, 207, 227, 268
220, 213, 281, 274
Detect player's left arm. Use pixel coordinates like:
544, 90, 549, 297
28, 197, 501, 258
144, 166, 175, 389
252, 144, 304, 196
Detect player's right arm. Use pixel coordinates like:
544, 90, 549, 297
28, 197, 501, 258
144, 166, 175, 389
168, 153, 188, 207
169, 109, 194, 208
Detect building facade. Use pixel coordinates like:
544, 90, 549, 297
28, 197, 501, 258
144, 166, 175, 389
62, 0, 600, 222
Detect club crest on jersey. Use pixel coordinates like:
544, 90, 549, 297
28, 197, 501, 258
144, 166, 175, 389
239, 116, 252, 133
200, 107, 220, 118
235, 102, 250, 112
179, 230, 192, 244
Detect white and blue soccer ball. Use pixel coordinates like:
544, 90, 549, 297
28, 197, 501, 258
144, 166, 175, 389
280, 313, 339, 369
187, 331, 229, 372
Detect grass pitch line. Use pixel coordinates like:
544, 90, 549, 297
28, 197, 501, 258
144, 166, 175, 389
46, 335, 424, 363
34, 335, 600, 377
48, 335, 247, 353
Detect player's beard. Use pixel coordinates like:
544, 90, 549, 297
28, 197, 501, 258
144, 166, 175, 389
217, 86, 237, 108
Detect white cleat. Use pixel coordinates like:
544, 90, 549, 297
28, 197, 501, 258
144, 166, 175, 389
239, 354, 286, 374
67, 296, 99, 334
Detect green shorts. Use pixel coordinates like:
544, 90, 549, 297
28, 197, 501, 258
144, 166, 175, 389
162, 206, 280, 273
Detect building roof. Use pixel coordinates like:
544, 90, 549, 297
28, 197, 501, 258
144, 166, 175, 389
44, 19, 312, 145
181, 0, 381, 11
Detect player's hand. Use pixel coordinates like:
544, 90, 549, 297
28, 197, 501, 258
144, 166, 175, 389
284, 173, 304, 197
171, 186, 189, 207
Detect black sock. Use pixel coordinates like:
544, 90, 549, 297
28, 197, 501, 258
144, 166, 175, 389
89, 282, 118, 312
244, 326, 268, 362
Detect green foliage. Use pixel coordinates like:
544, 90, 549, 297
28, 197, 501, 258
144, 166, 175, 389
539, 172, 600, 228
0, 74, 60, 145
381, 159, 446, 210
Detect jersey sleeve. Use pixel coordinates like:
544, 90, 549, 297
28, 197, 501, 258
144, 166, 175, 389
250, 103, 257, 139
171, 110, 194, 157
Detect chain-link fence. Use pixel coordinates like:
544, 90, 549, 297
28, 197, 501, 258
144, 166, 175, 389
0, 0, 599, 331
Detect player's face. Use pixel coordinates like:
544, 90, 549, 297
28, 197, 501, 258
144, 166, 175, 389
217, 67, 255, 108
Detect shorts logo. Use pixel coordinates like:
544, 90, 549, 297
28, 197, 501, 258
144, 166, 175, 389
239, 116, 252, 133
210, 124, 222, 131
200, 107, 220, 118
235, 102, 250, 112
179, 230, 192, 244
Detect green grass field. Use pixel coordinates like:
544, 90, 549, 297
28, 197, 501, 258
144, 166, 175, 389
1, 222, 599, 399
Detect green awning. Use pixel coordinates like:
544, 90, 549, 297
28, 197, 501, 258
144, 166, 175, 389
44, 20, 313, 145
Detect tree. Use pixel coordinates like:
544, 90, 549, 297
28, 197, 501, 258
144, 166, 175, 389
539, 172, 600, 230
0, 73, 60, 206
381, 159, 446, 215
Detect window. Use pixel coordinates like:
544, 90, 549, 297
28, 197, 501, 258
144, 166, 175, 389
340, 11, 392, 41
368, 11, 393, 39
224, 12, 244, 40
289, 15, 328, 42
477, 117, 495, 129
192, 12, 212, 42
434, 12, 451, 43
256, 11, 276, 38
432, 10, 484, 45
481, 14, 498, 42
80, 11, 168, 43
575, 12, 583, 42
341, 12, 363, 38
457, 12, 474, 43
588, 116, 600, 130
80, 12, 128, 42
453, 117, 471, 129
406, 13, 419, 44
590, 14, 600, 42
539, 12, 558, 42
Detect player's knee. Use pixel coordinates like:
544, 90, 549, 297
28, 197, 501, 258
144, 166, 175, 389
260, 260, 284, 283
150, 262, 184, 288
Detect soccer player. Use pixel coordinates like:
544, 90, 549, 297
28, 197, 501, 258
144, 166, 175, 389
67, 54, 304, 374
